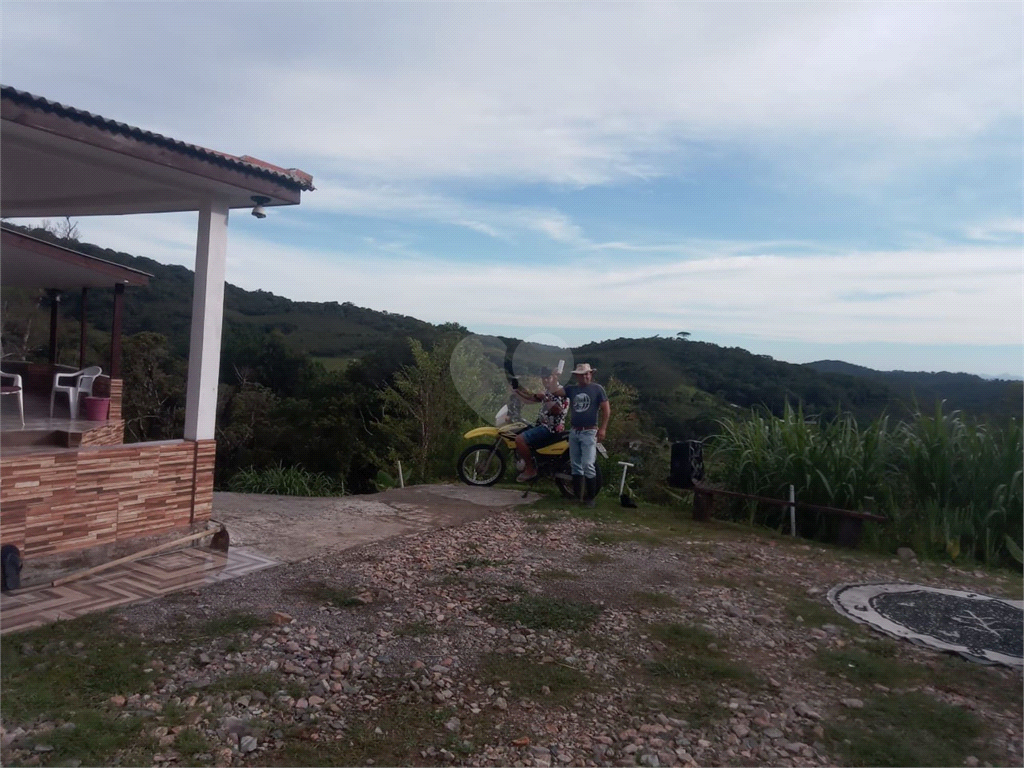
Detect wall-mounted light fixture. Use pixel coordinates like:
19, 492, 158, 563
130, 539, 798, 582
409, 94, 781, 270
251, 196, 271, 219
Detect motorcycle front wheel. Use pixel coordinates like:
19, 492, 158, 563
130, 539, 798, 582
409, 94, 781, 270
457, 444, 506, 487
554, 462, 603, 499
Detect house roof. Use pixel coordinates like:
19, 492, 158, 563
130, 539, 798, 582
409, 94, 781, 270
1, 226, 152, 289
1, 85, 315, 217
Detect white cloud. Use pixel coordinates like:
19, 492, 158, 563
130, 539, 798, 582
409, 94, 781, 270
2, 2, 1019, 186
59, 213, 1020, 350
964, 217, 1024, 242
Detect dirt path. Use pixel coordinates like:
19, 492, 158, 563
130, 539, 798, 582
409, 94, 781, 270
213, 484, 542, 563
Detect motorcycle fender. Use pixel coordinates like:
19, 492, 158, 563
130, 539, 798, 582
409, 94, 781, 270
536, 439, 569, 456
463, 426, 501, 440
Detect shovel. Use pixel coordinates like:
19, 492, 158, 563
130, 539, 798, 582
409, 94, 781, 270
618, 461, 637, 508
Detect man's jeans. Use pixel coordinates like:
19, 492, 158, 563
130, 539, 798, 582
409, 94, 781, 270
569, 428, 598, 479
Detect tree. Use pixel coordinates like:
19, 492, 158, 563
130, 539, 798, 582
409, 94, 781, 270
121, 332, 185, 442
39, 217, 81, 241
378, 336, 474, 481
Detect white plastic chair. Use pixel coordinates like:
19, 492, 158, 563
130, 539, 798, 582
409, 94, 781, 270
0, 370, 24, 426
50, 366, 102, 420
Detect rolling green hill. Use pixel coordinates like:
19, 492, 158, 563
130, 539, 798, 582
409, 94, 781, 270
4, 224, 1019, 440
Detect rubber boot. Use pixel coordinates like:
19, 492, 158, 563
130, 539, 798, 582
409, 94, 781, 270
572, 475, 584, 505
584, 476, 598, 508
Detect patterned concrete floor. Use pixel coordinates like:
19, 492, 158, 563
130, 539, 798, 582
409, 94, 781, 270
0, 545, 279, 635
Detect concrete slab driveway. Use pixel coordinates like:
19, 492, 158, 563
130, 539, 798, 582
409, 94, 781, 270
212, 484, 541, 563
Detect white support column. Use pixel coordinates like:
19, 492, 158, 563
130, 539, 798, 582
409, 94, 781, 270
184, 200, 229, 441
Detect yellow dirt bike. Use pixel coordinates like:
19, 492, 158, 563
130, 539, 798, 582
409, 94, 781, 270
456, 408, 604, 498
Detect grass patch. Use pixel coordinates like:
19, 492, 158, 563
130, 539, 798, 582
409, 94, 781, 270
456, 557, 508, 568
787, 596, 857, 629
285, 582, 365, 608
252, 700, 455, 767
929, 653, 1024, 710
818, 642, 1023, 712
579, 552, 616, 565
696, 574, 745, 590
201, 671, 287, 698
0, 614, 157, 724
194, 611, 272, 638
535, 569, 580, 581
645, 622, 761, 689
634, 591, 679, 609
478, 653, 597, 705
487, 595, 601, 631
395, 620, 434, 637
174, 727, 215, 759
585, 528, 667, 547
825, 691, 993, 767
12, 708, 157, 767
524, 510, 568, 524
814, 641, 915, 687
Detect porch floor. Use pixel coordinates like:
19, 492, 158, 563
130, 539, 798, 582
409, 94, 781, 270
1, 390, 116, 451
0, 545, 279, 635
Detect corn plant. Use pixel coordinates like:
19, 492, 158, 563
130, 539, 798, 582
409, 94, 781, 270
710, 402, 1023, 567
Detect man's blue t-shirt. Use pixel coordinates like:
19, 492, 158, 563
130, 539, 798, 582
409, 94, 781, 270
564, 383, 607, 429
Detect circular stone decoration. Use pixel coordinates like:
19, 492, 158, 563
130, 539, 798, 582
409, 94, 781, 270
827, 582, 1024, 667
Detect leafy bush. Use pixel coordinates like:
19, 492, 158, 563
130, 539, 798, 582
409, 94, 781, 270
226, 463, 345, 496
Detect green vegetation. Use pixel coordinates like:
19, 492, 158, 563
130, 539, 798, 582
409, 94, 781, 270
395, 620, 434, 637
4, 224, 1020, 567
252, 700, 463, 767
227, 462, 346, 496
645, 622, 761, 689
285, 582, 366, 608
711, 402, 1023, 565
535, 568, 580, 581
634, 590, 678, 609
487, 595, 601, 631
825, 691, 991, 767
478, 652, 597, 705
201, 671, 288, 698
0, 615, 161, 766
192, 611, 271, 638
0, 615, 156, 723
455, 557, 508, 568
786, 596, 858, 629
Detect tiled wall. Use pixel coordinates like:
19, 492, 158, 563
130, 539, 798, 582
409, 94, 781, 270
0, 439, 215, 559
79, 421, 126, 447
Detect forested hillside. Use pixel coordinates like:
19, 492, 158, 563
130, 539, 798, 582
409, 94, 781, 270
3, 224, 1020, 450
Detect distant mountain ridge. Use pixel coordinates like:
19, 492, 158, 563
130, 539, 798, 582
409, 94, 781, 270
7, 224, 1020, 438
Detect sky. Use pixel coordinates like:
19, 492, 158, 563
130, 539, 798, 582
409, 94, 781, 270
2, 1, 1022, 377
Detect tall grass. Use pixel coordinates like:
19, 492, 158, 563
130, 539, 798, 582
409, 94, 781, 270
226, 462, 346, 496
710, 402, 1023, 567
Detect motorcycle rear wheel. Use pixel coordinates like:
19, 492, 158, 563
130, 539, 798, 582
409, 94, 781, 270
457, 444, 506, 487
554, 462, 603, 499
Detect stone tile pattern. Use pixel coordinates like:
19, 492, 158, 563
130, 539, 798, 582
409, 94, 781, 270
0, 439, 216, 559
79, 420, 125, 446
0, 544, 278, 635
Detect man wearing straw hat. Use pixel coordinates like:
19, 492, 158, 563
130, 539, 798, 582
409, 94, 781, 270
553, 363, 610, 507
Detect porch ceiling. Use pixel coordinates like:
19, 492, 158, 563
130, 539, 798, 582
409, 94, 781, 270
1, 86, 314, 218
1, 227, 151, 289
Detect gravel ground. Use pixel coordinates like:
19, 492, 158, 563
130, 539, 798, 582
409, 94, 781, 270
3, 503, 1021, 768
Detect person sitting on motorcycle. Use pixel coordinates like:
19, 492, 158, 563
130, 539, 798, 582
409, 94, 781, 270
512, 367, 570, 482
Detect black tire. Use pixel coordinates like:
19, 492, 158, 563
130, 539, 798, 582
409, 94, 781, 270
457, 444, 506, 487
554, 461, 602, 498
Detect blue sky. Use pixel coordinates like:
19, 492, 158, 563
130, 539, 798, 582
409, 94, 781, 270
3, 1, 1022, 376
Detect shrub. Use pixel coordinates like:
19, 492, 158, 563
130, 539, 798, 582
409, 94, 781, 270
226, 462, 345, 496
